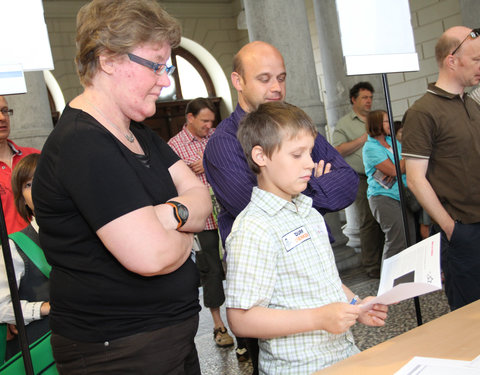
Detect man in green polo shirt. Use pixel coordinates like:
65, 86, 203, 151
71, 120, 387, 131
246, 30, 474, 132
402, 26, 480, 310
333, 82, 384, 278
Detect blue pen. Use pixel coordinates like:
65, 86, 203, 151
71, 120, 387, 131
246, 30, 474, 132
350, 295, 358, 305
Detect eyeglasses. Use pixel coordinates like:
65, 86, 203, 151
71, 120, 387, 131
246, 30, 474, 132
0, 108, 13, 117
451, 28, 480, 55
127, 53, 176, 76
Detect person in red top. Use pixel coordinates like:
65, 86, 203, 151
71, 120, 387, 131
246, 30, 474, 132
0, 95, 40, 234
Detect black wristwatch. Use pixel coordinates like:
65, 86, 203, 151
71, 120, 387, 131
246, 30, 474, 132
166, 201, 189, 229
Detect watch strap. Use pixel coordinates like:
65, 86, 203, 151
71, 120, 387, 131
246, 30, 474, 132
165, 201, 185, 229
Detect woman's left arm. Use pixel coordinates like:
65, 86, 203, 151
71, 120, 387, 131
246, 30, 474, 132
158, 160, 212, 232
375, 157, 405, 176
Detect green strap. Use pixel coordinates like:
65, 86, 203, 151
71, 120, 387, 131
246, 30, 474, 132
0, 324, 6, 365
8, 232, 51, 279
1, 234, 52, 367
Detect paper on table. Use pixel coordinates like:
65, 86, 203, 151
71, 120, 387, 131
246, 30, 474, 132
394, 356, 480, 375
360, 233, 441, 310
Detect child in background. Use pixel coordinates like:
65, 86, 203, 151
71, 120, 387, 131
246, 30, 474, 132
225, 102, 388, 375
393, 120, 404, 142
0, 153, 50, 360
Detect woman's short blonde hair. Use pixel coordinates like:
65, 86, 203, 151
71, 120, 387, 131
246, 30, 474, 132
75, 0, 181, 87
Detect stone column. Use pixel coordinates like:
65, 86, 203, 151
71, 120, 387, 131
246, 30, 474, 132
7, 71, 53, 150
243, 0, 326, 136
312, 0, 385, 130
460, 0, 480, 28
312, 0, 385, 252
243, 0, 350, 253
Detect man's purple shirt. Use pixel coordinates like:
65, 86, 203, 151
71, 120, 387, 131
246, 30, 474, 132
203, 104, 359, 245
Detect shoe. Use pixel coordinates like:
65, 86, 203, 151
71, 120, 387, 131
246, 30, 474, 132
213, 327, 234, 347
235, 346, 250, 362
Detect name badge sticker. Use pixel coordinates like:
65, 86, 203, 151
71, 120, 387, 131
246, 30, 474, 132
282, 226, 311, 252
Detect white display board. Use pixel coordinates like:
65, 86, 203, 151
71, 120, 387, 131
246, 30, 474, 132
336, 0, 419, 75
0, 0, 53, 94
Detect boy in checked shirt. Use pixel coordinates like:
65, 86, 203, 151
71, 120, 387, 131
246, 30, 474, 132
225, 101, 388, 375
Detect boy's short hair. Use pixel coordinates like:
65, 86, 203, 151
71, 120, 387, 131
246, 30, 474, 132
238, 102, 318, 174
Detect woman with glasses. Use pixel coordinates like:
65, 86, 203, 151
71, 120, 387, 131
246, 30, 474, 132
32, 1, 211, 373
362, 110, 416, 264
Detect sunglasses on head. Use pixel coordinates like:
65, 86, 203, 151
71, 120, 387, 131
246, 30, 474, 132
451, 28, 480, 55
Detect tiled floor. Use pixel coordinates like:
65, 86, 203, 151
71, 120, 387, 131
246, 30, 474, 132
195, 291, 253, 375
195, 265, 451, 375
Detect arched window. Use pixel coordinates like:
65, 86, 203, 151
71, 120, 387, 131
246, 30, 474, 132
158, 47, 214, 101
144, 46, 222, 141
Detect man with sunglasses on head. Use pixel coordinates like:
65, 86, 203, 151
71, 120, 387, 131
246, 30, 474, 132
0, 96, 40, 234
402, 26, 480, 311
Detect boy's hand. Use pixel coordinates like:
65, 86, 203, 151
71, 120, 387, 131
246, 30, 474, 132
317, 302, 359, 334
313, 160, 332, 178
357, 296, 388, 327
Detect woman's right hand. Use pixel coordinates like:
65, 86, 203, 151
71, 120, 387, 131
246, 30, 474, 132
155, 203, 180, 231
152, 204, 195, 268
97, 206, 196, 276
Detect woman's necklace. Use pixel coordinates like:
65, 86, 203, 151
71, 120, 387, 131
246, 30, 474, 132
85, 98, 135, 143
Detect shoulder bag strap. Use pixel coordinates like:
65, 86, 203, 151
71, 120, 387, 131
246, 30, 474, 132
7, 232, 51, 279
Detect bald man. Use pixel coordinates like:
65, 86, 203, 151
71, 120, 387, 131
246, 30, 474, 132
402, 26, 480, 310
203, 41, 358, 372
0, 96, 40, 234
204, 41, 357, 246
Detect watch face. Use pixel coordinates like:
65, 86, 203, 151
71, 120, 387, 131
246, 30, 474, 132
177, 204, 189, 221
